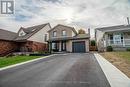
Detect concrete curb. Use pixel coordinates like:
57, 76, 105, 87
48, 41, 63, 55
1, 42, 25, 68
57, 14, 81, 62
0, 54, 56, 71
94, 53, 130, 87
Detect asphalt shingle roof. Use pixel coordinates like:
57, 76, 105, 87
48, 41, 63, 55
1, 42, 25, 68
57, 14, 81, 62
15, 23, 48, 41
96, 25, 130, 32
0, 29, 17, 41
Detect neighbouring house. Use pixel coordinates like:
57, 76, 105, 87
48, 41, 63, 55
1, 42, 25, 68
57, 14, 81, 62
0, 29, 17, 56
95, 25, 130, 51
14, 23, 51, 52
0, 23, 51, 56
47, 24, 90, 53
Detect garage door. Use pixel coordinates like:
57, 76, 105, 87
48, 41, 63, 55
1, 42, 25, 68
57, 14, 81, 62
72, 41, 86, 53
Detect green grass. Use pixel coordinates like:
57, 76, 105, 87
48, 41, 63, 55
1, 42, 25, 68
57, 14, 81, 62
110, 52, 130, 62
0, 56, 42, 68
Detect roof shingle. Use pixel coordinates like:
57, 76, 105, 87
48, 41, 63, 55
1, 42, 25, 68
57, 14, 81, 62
15, 23, 48, 41
0, 29, 17, 41
96, 25, 130, 32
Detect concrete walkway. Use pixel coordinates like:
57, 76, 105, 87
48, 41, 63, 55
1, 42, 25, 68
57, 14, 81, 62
94, 53, 130, 87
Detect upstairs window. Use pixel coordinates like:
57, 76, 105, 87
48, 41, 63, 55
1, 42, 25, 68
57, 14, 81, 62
53, 31, 57, 37
62, 30, 66, 36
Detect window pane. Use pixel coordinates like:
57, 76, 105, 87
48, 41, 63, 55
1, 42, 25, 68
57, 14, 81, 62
110, 35, 113, 40
53, 31, 57, 37
62, 30, 66, 36
114, 34, 121, 44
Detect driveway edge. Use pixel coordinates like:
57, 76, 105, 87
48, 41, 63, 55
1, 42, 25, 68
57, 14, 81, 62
94, 53, 130, 87
0, 54, 56, 71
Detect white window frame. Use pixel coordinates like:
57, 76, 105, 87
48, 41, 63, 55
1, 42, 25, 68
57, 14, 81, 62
113, 33, 123, 45
62, 30, 66, 36
53, 31, 57, 37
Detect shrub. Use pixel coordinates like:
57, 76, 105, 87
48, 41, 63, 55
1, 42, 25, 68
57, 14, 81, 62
78, 29, 86, 34
90, 40, 96, 46
38, 51, 50, 54
126, 48, 130, 51
107, 46, 113, 52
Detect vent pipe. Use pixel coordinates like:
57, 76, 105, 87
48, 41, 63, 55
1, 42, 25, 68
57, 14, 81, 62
88, 28, 90, 37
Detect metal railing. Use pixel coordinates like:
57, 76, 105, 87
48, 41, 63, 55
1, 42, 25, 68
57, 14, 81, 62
107, 39, 130, 47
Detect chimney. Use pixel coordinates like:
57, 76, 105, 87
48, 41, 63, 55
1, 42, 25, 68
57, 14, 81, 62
127, 17, 129, 25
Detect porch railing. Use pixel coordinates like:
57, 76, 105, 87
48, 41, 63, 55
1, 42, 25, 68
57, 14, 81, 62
107, 39, 130, 47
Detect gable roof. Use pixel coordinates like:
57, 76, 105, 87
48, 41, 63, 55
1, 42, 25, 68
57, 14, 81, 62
0, 29, 17, 41
96, 25, 130, 32
15, 23, 49, 41
48, 24, 77, 34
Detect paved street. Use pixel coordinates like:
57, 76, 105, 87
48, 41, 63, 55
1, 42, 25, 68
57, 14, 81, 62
0, 53, 110, 87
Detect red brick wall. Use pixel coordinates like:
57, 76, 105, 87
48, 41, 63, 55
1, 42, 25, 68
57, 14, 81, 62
0, 40, 48, 56
18, 41, 48, 52
0, 40, 17, 56
32, 42, 47, 52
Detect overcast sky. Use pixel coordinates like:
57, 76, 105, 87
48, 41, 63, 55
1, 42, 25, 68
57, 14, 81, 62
0, 0, 130, 37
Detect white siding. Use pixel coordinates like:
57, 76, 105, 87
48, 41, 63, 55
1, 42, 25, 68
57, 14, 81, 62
28, 24, 51, 43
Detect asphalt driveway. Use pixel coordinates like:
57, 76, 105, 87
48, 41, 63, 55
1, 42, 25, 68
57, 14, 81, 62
0, 53, 110, 87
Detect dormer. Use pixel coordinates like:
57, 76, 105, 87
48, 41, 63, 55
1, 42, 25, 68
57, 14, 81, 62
19, 29, 26, 36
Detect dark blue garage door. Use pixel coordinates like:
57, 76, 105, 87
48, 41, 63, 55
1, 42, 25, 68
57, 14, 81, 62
72, 41, 86, 53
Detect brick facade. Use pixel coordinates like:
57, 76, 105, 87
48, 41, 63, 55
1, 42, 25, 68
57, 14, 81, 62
18, 41, 47, 52
0, 40, 17, 56
0, 40, 48, 56
32, 42, 47, 52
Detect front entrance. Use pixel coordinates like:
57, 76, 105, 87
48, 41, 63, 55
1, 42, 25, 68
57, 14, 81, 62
72, 41, 86, 53
51, 41, 67, 52
52, 42, 59, 52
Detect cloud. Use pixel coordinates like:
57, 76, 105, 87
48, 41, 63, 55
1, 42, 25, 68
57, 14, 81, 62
0, 0, 130, 37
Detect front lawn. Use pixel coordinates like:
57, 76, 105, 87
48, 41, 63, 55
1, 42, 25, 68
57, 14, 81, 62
112, 52, 130, 62
0, 56, 42, 68
100, 52, 130, 78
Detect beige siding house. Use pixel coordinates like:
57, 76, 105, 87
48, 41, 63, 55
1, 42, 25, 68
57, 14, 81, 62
47, 24, 90, 53
95, 25, 130, 51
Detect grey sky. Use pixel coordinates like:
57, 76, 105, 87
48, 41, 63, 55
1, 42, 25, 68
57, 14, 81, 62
0, 0, 130, 38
